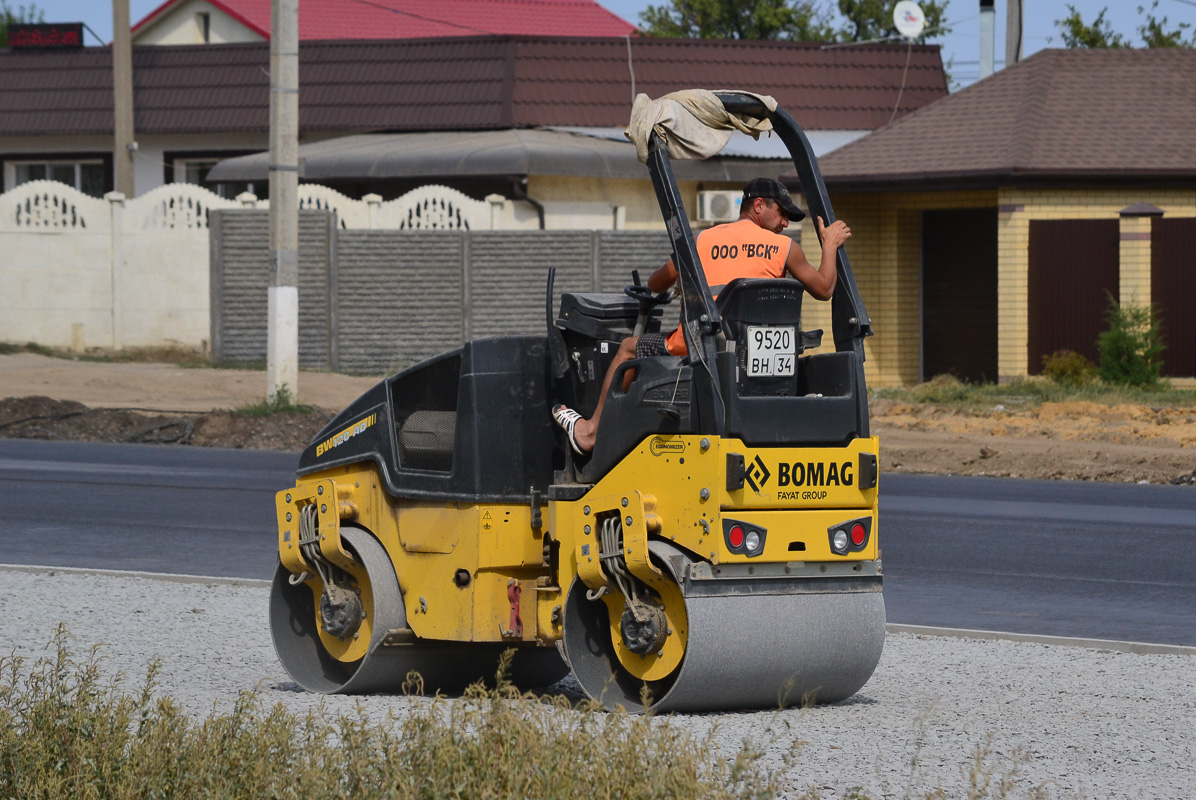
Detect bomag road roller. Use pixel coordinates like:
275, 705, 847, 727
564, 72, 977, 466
269, 91, 884, 712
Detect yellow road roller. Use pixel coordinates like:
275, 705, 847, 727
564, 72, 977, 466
269, 91, 883, 712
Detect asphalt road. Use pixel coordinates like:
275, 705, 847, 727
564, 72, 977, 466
1, 439, 1193, 645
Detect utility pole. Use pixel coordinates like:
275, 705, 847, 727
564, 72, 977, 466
267, 0, 299, 401
112, 0, 135, 196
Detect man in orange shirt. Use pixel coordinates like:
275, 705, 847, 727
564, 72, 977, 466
553, 178, 851, 455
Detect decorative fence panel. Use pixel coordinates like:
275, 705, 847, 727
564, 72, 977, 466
119, 184, 240, 348
0, 181, 241, 350
0, 182, 112, 349
291, 184, 491, 230
210, 211, 673, 374
0, 181, 506, 351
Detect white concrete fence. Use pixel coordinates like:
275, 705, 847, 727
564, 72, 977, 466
0, 181, 500, 350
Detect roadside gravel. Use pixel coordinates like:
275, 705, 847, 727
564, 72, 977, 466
3, 568, 1193, 799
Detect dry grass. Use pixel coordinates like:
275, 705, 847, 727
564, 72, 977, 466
1, 627, 788, 800
0, 342, 213, 367
1, 627, 1069, 800
874, 373, 1196, 411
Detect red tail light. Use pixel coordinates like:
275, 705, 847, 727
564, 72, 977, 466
729, 525, 745, 548
827, 516, 872, 555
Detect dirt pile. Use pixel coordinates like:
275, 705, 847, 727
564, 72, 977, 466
871, 399, 1196, 486
0, 396, 328, 452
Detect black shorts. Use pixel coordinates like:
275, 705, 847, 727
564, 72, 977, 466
636, 332, 670, 358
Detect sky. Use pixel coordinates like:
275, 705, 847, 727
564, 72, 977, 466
30, 0, 1196, 89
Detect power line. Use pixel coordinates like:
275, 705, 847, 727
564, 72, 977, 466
343, 0, 493, 36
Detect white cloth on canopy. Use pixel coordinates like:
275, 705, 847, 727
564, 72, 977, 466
624, 89, 778, 164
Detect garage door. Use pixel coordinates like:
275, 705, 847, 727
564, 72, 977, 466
1152, 218, 1196, 378
1027, 219, 1119, 373
922, 208, 998, 382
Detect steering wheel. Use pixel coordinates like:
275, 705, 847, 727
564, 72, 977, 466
624, 284, 671, 307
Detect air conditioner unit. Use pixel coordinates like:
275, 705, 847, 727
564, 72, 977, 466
697, 190, 741, 223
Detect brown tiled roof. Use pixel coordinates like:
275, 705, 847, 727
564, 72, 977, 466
0, 36, 947, 137
817, 48, 1196, 188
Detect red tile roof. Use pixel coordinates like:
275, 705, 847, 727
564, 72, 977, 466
0, 37, 947, 136
818, 48, 1196, 188
132, 0, 637, 40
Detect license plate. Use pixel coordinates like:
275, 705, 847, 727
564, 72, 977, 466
746, 325, 795, 377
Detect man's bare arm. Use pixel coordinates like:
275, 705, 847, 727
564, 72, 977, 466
647, 259, 679, 293
784, 216, 851, 301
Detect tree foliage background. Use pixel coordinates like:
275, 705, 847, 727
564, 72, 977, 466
1056, 2, 1194, 48
639, 0, 951, 42
0, 1, 44, 47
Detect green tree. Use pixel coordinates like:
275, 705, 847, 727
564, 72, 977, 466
835, 0, 950, 42
1056, 5, 1128, 48
1056, 2, 1193, 49
1137, 1, 1193, 48
0, 1, 45, 48
638, 0, 829, 40
639, 0, 951, 43
1097, 295, 1165, 387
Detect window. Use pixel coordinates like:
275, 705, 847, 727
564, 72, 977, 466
13, 160, 106, 197
196, 12, 211, 43
174, 156, 264, 200
182, 159, 217, 185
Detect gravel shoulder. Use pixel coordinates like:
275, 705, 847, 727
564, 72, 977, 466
3, 567, 1192, 799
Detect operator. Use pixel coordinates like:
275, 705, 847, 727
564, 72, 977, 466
553, 177, 852, 455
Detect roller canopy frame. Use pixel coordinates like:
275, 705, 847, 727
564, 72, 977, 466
643, 91, 874, 437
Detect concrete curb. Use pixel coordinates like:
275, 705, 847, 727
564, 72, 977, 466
0, 563, 270, 589
886, 623, 1196, 656
5, 563, 1193, 656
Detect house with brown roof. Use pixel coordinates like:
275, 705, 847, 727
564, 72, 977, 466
803, 48, 1196, 385
0, 36, 947, 228
130, 0, 637, 45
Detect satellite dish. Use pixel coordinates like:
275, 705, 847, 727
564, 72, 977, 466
893, 0, 926, 40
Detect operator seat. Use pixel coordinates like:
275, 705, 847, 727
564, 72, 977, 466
716, 278, 868, 447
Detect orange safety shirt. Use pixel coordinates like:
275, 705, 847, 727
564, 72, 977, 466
664, 218, 792, 355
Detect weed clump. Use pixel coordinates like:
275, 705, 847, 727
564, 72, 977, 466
907, 374, 974, 404
1039, 350, 1097, 387
233, 384, 312, 416
0, 629, 788, 800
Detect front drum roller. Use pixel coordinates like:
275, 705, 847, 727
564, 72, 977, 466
270, 525, 568, 694
562, 542, 886, 713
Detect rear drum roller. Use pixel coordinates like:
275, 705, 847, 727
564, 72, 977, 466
562, 544, 886, 713
270, 524, 568, 694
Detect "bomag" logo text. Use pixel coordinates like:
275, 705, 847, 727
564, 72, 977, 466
776, 461, 854, 487
316, 413, 377, 457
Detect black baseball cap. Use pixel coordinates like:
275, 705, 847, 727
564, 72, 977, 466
742, 178, 806, 221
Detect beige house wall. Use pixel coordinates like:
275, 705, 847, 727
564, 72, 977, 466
800, 189, 996, 388
994, 187, 1196, 381
528, 175, 742, 231
813, 185, 1196, 387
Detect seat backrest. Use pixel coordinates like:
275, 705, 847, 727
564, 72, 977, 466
714, 279, 865, 444
716, 278, 804, 329
715, 278, 805, 396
